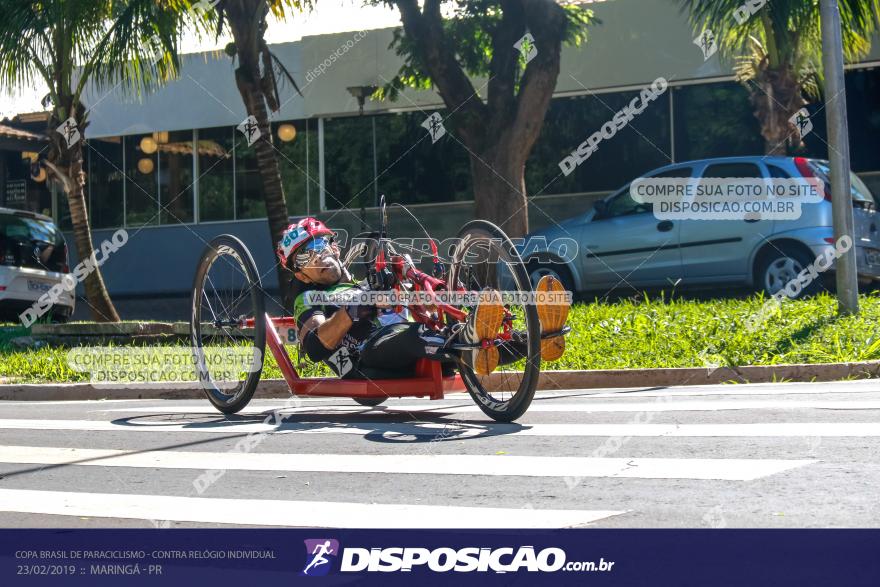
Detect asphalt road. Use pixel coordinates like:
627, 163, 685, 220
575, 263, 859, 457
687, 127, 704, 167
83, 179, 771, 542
0, 379, 879, 528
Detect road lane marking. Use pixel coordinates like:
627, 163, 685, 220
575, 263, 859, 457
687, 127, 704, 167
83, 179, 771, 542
0, 488, 623, 528
98, 399, 880, 415
0, 419, 879, 437
0, 446, 813, 481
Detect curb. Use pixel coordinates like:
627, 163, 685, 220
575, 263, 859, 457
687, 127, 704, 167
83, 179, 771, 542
30, 322, 177, 336
1, 361, 878, 401
505, 361, 880, 391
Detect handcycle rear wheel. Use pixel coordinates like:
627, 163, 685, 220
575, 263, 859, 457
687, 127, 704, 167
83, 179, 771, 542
448, 220, 541, 422
353, 397, 387, 407
190, 234, 266, 414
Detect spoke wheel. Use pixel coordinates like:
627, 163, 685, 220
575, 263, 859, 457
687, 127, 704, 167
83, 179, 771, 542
448, 220, 541, 422
190, 235, 266, 414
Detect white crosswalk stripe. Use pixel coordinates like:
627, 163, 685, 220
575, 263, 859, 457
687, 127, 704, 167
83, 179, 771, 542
1, 382, 878, 527
0, 488, 624, 528
0, 446, 814, 481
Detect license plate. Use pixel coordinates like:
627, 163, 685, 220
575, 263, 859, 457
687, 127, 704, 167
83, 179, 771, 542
867, 250, 880, 266
27, 279, 52, 293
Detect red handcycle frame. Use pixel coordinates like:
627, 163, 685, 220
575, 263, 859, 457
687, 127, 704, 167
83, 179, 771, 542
264, 314, 466, 401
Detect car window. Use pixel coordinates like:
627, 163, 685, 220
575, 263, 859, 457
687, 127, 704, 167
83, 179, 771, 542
603, 185, 647, 218
809, 161, 875, 204
651, 167, 694, 180
0, 213, 66, 272
702, 162, 763, 178
851, 173, 877, 207
598, 167, 694, 220
766, 164, 791, 179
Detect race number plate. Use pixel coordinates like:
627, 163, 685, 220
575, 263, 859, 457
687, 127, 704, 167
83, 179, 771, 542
276, 325, 298, 344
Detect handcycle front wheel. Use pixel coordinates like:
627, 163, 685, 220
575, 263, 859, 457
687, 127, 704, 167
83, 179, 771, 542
448, 220, 541, 422
190, 234, 266, 414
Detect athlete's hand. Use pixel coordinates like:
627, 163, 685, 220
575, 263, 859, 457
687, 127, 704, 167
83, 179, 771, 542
346, 304, 378, 322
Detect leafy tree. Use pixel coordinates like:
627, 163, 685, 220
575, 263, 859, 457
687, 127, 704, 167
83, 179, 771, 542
376, 0, 595, 237
678, 0, 880, 154
0, 0, 187, 321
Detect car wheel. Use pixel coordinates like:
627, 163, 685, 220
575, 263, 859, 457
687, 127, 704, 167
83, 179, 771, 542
526, 261, 574, 294
50, 309, 70, 323
755, 245, 820, 299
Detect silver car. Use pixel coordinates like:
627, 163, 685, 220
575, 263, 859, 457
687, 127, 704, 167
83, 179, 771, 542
523, 156, 880, 298
0, 207, 74, 322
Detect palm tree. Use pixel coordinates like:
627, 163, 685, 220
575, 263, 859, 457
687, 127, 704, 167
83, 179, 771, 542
678, 0, 880, 155
195, 1, 304, 309
0, 0, 187, 322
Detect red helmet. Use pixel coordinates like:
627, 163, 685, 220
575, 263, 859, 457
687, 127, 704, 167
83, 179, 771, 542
276, 217, 334, 269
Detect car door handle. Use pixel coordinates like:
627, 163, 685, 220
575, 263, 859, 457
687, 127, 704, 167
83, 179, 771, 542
744, 218, 759, 223
656, 220, 674, 232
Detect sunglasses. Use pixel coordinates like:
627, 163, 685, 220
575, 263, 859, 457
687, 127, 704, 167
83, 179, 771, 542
293, 237, 333, 269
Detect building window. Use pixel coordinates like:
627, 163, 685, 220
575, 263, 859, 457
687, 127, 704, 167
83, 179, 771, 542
323, 115, 375, 210
2, 152, 53, 217
158, 130, 194, 224
86, 136, 124, 229
526, 90, 672, 197
198, 126, 235, 222
672, 81, 763, 161
844, 67, 880, 173
273, 119, 317, 215
235, 128, 266, 219
125, 133, 159, 227
374, 111, 471, 206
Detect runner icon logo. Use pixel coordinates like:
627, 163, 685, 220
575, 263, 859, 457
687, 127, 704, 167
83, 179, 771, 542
302, 539, 340, 576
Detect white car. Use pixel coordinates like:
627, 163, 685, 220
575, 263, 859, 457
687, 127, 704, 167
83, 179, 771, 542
0, 207, 74, 323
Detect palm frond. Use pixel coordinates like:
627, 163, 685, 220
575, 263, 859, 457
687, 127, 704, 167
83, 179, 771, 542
676, 0, 880, 70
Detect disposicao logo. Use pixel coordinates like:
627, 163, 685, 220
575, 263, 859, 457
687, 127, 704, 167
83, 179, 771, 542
301, 539, 339, 576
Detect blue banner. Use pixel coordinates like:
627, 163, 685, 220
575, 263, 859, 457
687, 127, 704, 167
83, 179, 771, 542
2, 529, 879, 586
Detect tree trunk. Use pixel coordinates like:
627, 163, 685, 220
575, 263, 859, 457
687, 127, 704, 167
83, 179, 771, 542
227, 0, 293, 310
233, 68, 293, 310
65, 139, 120, 322
470, 148, 529, 238
749, 65, 806, 155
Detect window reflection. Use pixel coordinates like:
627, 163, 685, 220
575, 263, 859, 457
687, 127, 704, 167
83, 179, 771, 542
672, 82, 762, 161
235, 129, 266, 219
527, 91, 672, 196
87, 137, 124, 229
158, 130, 194, 224
125, 133, 159, 227
323, 116, 374, 210
274, 119, 317, 215
198, 126, 235, 222
375, 111, 471, 206
2, 152, 53, 217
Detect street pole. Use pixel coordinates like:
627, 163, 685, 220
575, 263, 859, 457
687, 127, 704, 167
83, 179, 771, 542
819, 0, 859, 315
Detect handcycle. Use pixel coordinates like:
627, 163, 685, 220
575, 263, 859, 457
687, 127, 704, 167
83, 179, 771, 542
189, 198, 565, 422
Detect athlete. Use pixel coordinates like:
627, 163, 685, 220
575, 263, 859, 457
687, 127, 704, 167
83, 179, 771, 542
277, 217, 569, 380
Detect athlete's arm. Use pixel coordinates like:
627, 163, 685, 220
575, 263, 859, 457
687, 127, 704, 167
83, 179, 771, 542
300, 310, 353, 353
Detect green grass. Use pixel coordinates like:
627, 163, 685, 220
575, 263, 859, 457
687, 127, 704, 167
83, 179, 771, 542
554, 291, 880, 371
1, 291, 879, 383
